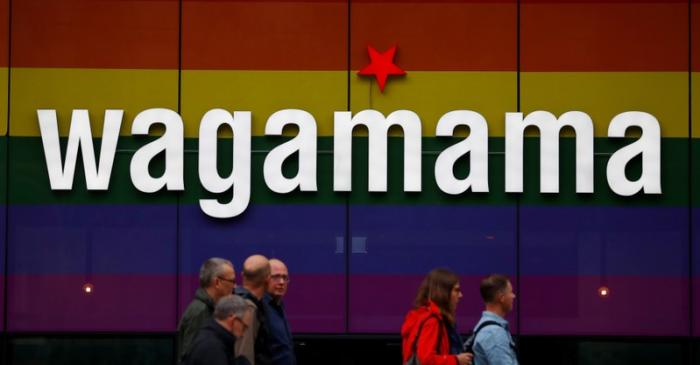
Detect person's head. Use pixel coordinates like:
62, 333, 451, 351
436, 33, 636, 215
242, 255, 271, 297
268, 258, 290, 300
213, 294, 252, 338
480, 274, 516, 316
200, 258, 236, 301
414, 268, 461, 324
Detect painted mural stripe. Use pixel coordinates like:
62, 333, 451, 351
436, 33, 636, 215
521, 72, 688, 138
693, 73, 700, 138
6, 274, 178, 332
182, 0, 347, 70
348, 205, 687, 276
9, 68, 178, 137
11, 0, 178, 69
521, 2, 687, 71
8, 68, 689, 138
7, 273, 345, 333
0, 0, 6, 68
349, 274, 688, 335
6, 1, 690, 72
349, 1, 516, 71
518, 275, 689, 336
5, 205, 691, 275
0, 67, 6, 136
5, 137, 691, 206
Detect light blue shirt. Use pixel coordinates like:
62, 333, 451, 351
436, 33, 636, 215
472, 311, 519, 365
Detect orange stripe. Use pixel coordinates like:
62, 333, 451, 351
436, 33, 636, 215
351, 2, 516, 71
11, 0, 178, 69
521, 2, 687, 71
182, 1, 347, 70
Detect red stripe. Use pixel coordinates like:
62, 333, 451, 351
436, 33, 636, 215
693, 1, 700, 71
0, 0, 7, 67
11, 0, 179, 69
522, 2, 688, 71
182, 1, 347, 70
351, 2, 517, 71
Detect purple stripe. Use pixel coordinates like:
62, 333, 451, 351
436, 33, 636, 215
694, 208, 700, 336
519, 276, 689, 336
8, 205, 177, 274
349, 274, 517, 334
349, 205, 517, 275
0, 205, 4, 330
7, 274, 176, 332
179, 205, 346, 274
520, 207, 689, 276
179, 274, 346, 333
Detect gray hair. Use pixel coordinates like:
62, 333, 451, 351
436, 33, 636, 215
199, 257, 233, 288
214, 295, 249, 320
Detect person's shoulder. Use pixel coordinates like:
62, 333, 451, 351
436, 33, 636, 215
181, 299, 208, 319
475, 323, 509, 345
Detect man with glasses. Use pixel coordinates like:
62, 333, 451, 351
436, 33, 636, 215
183, 294, 253, 365
178, 257, 237, 363
264, 258, 296, 365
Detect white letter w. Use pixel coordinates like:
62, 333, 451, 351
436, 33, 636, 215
38, 109, 122, 190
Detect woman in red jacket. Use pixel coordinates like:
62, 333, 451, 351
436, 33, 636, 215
401, 268, 473, 365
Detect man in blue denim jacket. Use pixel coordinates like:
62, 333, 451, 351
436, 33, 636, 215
472, 275, 518, 365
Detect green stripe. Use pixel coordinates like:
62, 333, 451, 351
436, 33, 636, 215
693, 139, 700, 208
5, 136, 691, 206
0, 136, 6, 205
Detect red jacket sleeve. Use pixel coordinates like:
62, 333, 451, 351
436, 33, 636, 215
416, 317, 458, 365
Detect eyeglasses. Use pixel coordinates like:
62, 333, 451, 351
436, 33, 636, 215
271, 274, 290, 283
218, 276, 236, 285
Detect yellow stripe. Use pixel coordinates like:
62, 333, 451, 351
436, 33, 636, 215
181, 70, 346, 138
693, 72, 700, 138
7, 68, 690, 138
0, 67, 6, 136
351, 71, 516, 137
522, 72, 688, 138
10, 68, 178, 137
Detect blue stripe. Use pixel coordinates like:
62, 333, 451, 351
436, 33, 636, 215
179, 204, 346, 274
8, 205, 177, 274
349, 205, 517, 275
520, 206, 689, 276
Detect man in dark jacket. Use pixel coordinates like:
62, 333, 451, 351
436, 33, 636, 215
184, 294, 253, 365
178, 258, 237, 362
234, 254, 272, 365
264, 258, 296, 365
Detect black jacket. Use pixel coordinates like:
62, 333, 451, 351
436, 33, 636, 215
184, 319, 247, 365
235, 287, 272, 365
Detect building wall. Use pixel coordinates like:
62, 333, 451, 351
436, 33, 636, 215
0, 0, 698, 363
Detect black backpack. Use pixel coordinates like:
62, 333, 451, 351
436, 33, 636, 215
462, 320, 501, 354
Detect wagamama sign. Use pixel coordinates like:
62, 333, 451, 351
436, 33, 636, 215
37, 108, 661, 218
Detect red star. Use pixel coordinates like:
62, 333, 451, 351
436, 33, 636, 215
357, 45, 406, 92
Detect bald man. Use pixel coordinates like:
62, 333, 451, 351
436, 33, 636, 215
264, 259, 296, 365
234, 255, 272, 365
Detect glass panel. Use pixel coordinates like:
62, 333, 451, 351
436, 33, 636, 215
179, 152, 346, 333
7, 0, 179, 331
349, 0, 517, 333
520, 0, 689, 335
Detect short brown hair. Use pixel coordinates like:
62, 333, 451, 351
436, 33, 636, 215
480, 274, 510, 303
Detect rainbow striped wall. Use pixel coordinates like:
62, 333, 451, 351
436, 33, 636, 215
0, 0, 698, 337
